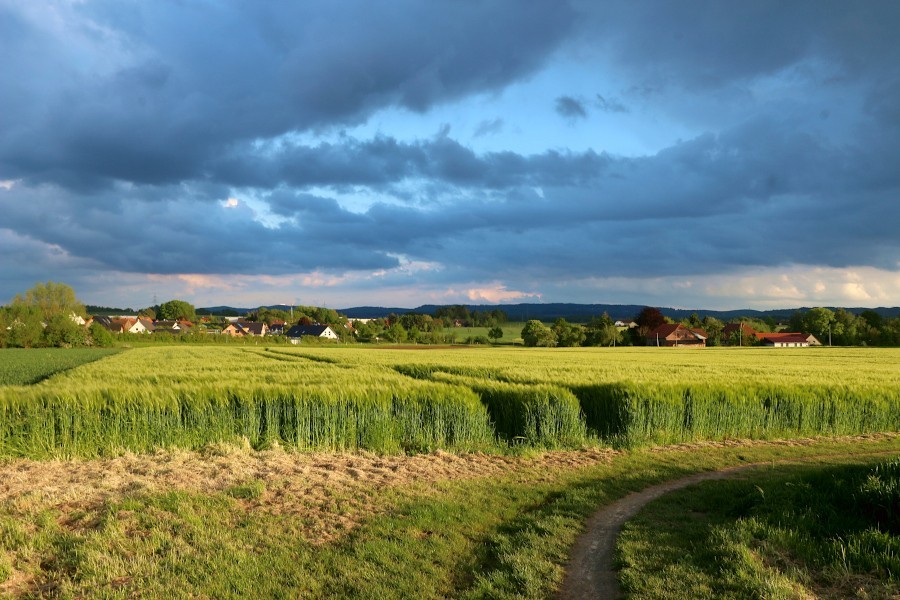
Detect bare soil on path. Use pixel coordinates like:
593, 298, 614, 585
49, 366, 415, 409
556, 464, 756, 600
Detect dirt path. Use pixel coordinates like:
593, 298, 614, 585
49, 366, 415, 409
557, 448, 900, 600
556, 465, 755, 600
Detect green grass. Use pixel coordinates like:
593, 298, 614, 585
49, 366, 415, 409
0, 348, 120, 385
2, 437, 897, 598
617, 453, 900, 599
449, 323, 526, 345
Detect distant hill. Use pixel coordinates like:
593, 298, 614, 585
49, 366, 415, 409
197, 305, 252, 316
338, 303, 900, 322
86, 305, 136, 316
194, 303, 900, 323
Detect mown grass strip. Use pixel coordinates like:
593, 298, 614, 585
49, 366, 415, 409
2, 437, 897, 598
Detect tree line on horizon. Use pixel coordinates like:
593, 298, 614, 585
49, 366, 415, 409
519, 306, 900, 347
3, 282, 900, 348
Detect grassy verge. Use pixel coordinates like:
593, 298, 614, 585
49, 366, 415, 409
1, 436, 897, 598
617, 452, 900, 599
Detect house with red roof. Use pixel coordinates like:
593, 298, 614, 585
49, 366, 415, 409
758, 332, 821, 347
646, 323, 708, 347
722, 322, 821, 347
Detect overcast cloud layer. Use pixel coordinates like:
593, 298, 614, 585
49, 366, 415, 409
1, 1, 898, 310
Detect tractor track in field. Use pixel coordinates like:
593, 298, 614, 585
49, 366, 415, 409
556, 447, 900, 600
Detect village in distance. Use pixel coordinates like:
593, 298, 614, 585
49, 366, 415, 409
3, 281, 899, 350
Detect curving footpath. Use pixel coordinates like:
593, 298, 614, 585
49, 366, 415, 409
558, 449, 900, 599
556, 463, 761, 600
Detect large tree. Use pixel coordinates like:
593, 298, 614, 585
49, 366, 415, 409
634, 306, 667, 337
701, 316, 724, 346
553, 318, 585, 347
521, 320, 556, 347
13, 281, 86, 321
383, 321, 408, 343
157, 299, 197, 321
790, 307, 836, 342
584, 313, 620, 347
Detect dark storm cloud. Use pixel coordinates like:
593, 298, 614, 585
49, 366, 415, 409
582, 0, 900, 89
0, 1, 574, 190
555, 96, 588, 120
209, 135, 614, 191
0, 184, 399, 276
2, 102, 898, 282
1, 0, 899, 304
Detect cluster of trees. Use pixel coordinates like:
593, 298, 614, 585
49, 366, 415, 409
669, 307, 900, 347
516, 305, 900, 349
350, 308, 508, 344
788, 307, 900, 346
243, 305, 347, 328
433, 306, 508, 327
353, 314, 455, 344
520, 314, 623, 347
663, 307, 900, 347
0, 282, 94, 348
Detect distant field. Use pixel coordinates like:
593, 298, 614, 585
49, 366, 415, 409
446, 322, 525, 344
1, 346, 898, 458
0, 348, 120, 386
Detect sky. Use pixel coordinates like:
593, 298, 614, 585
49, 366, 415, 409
1, 1, 899, 311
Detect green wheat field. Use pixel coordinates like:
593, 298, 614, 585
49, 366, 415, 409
2, 346, 898, 458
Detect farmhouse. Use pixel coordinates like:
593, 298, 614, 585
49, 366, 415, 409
759, 332, 822, 347
285, 324, 339, 343
722, 323, 821, 347
647, 323, 708, 347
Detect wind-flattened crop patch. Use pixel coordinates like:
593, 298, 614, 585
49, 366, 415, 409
391, 363, 505, 381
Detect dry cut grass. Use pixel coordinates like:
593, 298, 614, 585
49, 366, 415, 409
0, 444, 618, 546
